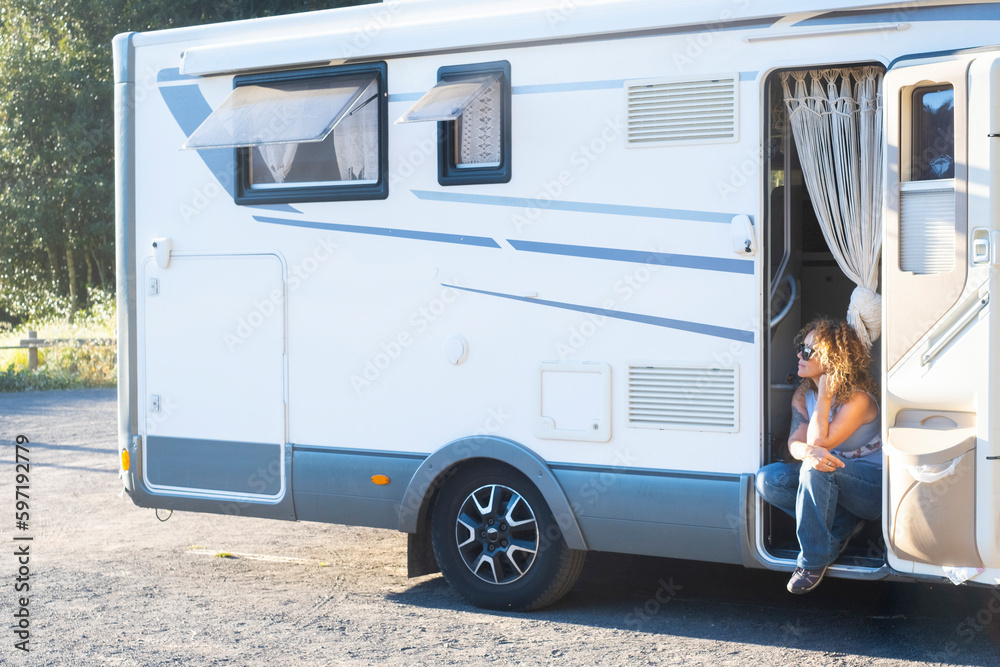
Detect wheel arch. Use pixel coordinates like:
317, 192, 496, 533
398, 435, 588, 551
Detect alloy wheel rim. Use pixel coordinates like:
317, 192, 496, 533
454, 484, 539, 584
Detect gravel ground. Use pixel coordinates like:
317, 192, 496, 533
0, 389, 998, 666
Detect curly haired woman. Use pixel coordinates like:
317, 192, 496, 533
756, 318, 881, 594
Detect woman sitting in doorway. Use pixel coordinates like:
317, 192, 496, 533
756, 318, 882, 594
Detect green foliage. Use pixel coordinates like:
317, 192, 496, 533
0, 343, 116, 392
0, 0, 374, 324
0, 0, 117, 320
0, 286, 116, 391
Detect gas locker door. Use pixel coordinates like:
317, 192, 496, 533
140, 253, 286, 502
882, 52, 999, 585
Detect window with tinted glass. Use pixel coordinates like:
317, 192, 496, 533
397, 61, 511, 186
910, 85, 954, 181
183, 63, 388, 204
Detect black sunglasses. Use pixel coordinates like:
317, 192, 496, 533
797, 343, 815, 361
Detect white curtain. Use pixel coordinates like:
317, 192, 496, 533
458, 79, 502, 166
333, 80, 380, 181
782, 67, 884, 348
257, 143, 298, 183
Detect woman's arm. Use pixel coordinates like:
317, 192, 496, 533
786, 390, 812, 461
807, 374, 874, 451
787, 385, 847, 471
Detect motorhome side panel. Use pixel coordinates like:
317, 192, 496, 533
123, 19, 769, 551
116, 2, 1000, 596
115, 0, 1000, 612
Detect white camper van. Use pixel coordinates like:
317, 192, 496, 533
114, 0, 1000, 610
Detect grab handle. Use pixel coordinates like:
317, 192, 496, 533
770, 274, 798, 330
921, 293, 989, 365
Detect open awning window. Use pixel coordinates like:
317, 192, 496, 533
395, 71, 502, 124
182, 73, 377, 150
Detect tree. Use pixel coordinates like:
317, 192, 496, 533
0, 0, 113, 318
0, 0, 373, 322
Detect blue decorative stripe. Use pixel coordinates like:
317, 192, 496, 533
795, 4, 1000, 26
389, 92, 424, 103
507, 239, 754, 275
159, 85, 212, 137
247, 203, 302, 214
411, 190, 735, 224
254, 215, 501, 248
513, 80, 626, 94
396, 73, 755, 102
158, 85, 234, 194
157, 67, 199, 83
443, 284, 754, 343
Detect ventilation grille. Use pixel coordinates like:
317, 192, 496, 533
900, 186, 955, 274
625, 74, 738, 147
628, 363, 738, 432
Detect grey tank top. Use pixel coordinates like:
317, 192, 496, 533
805, 390, 881, 461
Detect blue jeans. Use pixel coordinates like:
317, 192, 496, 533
755, 459, 881, 569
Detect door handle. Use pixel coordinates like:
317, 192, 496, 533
971, 228, 991, 265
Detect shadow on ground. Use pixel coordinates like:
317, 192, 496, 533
388, 551, 1000, 664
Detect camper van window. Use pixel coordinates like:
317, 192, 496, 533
910, 85, 954, 182
214, 63, 388, 204
436, 61, 511, 186
899, 83, 958, 275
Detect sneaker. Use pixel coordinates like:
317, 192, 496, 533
787, 565, 828, 594
788, 521, 868, 594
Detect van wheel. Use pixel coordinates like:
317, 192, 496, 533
430, 462, 586, 611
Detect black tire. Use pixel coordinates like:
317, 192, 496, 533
430, 462, 586, 611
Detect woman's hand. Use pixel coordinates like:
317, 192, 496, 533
817, 373, 832, 398
803, 446, 845, 472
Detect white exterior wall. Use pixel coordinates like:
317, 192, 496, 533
131, 2, 1000, 479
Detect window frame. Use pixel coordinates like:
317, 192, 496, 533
907, 83, 955, 183
436, 60, 512, 186
234, 62, 389, 205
